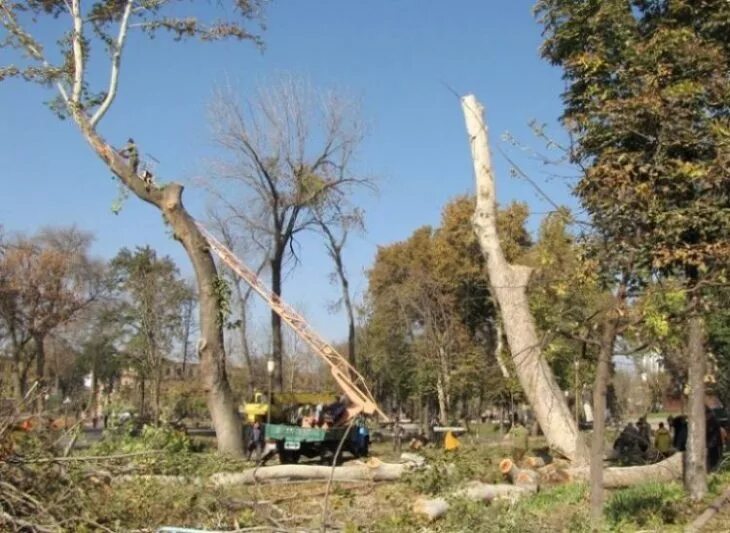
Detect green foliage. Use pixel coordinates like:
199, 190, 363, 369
406, 446, 502, 495
95, 424, 197, 455
536, 0, 730, 284
212, 275, 232, 327
604, 482, 684, 528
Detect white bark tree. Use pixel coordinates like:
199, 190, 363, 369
0, 0, 266, 455
461, 94, 588, 463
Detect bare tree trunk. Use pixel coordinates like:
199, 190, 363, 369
73, 118, 243, 454
332, 248, 357, 369
153, 368, 162, 426
139, 376, 146, 420
34, 334, 45, 414
90, 369, 99, 428
686, 298, 707, 500
271, 251, 284, 392
461, 94, 587, 463
590, 313, 618, 526
232, 279, 255, 401
436, 346, 451, 424
12, 364, 24, 402
436, 374, 448, 425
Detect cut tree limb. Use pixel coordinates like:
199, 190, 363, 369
210, 461, 406, 487
499, 458, 540, 488
414, 482, 534, 521
461, 93, 588, 464
568, 452, 683, 489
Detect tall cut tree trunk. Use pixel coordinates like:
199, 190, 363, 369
686, 296, 707, 500
73, 117, 243, 455
461, 94, 588, 463
271, 251, 284, 392
590, 310, 619, 526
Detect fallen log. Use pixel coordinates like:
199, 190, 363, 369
413, 482, 534, 521
567, 452, 683, 488
500, 458, 540, 488
210, 460, 406, 487
524, 456, 546, 468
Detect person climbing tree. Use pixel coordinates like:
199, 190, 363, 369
119, 138, 139, 175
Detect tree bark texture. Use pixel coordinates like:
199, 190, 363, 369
590, 314, 618, 526
210, 462, 406, 486
232, 279, 255, 400
270, 251, 284, 391
569, 452, 683, 488
686, 301, 707, 500
72, 116, 244, 455
33, 334, 46, 414
461, 94, 588, 463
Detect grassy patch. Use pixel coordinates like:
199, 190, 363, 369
605, 482, 684, 529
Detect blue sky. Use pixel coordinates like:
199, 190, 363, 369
0, 1, 577, 347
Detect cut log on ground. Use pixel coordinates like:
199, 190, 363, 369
414, 482, 534, 521
567, 452, 683, 489
500, 458, 540, 488
210, 460, 406, 487
524, 456, 546, 468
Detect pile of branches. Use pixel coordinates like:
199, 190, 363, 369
0, 397, 110, 532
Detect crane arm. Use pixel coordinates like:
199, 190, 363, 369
196, 222, 389, 423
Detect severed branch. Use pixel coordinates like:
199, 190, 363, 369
90, 0, 134, 128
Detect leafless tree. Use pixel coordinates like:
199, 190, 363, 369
205, 75, 372, 391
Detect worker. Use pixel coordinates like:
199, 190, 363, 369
707, 408, 723, 471
247, 420, 263, 462
654, 422, 672, 457
636, 416, 652, 453
444, 430, 460, 452
118, 138, 139, 175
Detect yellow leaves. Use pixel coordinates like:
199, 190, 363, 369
646, 312, 670, 338
663, 79, 703, 100
573, 52, 606, 76
676, 161, 706, 180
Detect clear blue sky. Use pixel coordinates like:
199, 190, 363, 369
0, 1, 576, 345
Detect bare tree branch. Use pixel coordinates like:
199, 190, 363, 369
90, 0, 133, 128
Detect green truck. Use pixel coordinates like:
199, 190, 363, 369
265, 422, 362, 464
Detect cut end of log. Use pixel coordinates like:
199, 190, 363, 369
499, 458, 514, 475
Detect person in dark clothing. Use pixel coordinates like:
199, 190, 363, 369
637, 417, 652, 453
247, 421, 263, 462
614, 422, 640, 457
671, 415, 688, 451
707, 409, 724, 471
119, 138, 139, 174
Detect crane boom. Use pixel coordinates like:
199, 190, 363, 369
196, 222, 389, 423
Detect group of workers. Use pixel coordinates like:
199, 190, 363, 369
614, 410, 725, 470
